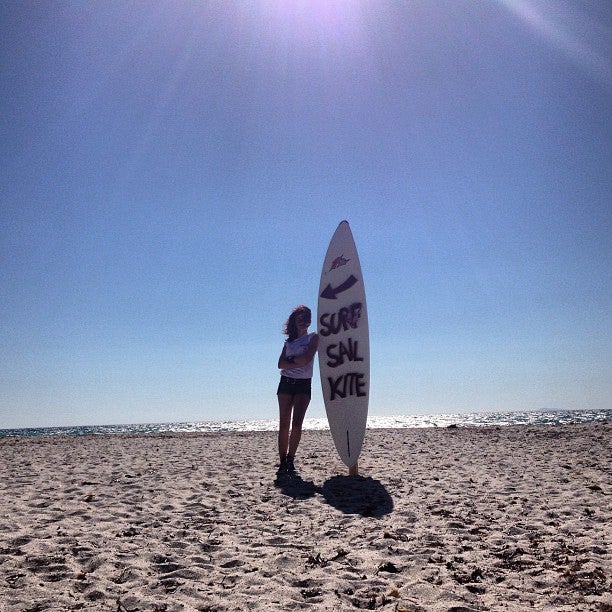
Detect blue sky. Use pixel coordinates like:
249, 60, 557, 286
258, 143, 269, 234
1, 0, 610, 429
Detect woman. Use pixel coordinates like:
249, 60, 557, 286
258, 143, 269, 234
276, 305, 319, 474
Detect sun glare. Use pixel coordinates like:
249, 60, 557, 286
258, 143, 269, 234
251, 0, 368, 51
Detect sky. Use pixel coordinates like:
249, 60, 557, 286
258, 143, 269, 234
1, 0, 610, 429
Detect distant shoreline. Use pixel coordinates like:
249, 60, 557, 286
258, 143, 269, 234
2, 407, 611, 438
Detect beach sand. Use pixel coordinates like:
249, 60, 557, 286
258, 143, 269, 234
1, 422, 610, 611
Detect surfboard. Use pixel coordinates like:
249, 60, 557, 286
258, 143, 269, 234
317, 220, 369, 469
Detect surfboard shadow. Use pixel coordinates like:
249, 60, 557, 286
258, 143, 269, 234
321, 475, 393, 517
274, 472, 321, 500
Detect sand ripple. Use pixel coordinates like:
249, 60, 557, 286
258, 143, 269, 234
0, 423, 610, 610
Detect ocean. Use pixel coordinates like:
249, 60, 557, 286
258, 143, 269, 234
1, 408, 610, 438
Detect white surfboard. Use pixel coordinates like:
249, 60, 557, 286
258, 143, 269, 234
317, 221, 369, 469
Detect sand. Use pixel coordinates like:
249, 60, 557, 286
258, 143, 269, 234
0, 422, 610, 611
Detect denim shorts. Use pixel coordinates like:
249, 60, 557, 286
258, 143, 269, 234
277, 376, 312, 397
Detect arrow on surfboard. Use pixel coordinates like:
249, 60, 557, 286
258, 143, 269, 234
320, 274, 359, 300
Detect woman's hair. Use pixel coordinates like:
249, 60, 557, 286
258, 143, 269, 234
283, 305, 312, 341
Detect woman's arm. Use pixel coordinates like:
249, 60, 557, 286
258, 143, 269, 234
290, 334, 319, 367
277, 334, 319, 369
278, 344, 293, 369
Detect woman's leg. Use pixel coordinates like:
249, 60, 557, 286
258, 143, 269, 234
288, 394, 311, 458
277, 393, 294, 460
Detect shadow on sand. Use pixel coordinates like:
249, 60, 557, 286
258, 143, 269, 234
321, 475, 393, 517
273, 471, 393, 517
274, 472, 321, 500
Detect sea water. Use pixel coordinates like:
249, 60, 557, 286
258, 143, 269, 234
1, 408, 610, 438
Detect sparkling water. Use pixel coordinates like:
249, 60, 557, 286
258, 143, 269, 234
1, 408, 610, 438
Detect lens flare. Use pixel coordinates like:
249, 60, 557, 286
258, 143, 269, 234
497, 0, 611, 90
